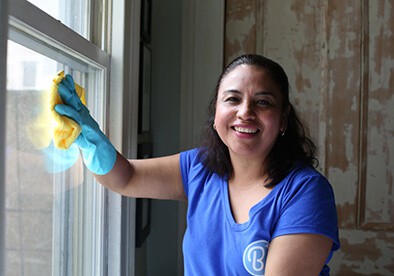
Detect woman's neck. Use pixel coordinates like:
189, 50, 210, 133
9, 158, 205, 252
229, 155, 268, 187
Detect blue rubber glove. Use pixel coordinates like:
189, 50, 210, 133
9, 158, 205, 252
54, 74, 117, 175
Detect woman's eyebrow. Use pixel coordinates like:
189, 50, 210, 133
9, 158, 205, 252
222, 89, 278, 99
222, 89, 241, 95
255, 91, 277, 97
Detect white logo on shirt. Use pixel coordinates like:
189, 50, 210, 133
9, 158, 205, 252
243, 240, 269, 276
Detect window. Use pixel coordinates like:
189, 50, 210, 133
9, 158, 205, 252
22, 61, 37, 87
0, 0, 135, 275
6, 39, 107, 275
26, 0, 89, 38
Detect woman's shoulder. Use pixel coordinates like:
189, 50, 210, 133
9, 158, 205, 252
179, 148, 207, 177
280, 164, 333, 194
180, 147, 202, 166
179, 148, 219, 196
288, 163, 328, 181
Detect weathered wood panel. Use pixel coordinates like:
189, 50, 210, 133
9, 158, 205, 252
225, 0, 257, 65
362, 0, 394, 229
326, 0, 362, 229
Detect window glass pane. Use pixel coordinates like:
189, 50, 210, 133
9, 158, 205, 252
5, 39, 106, 275
26, 0, 90, 38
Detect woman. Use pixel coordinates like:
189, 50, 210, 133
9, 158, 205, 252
55, 54, 340, 275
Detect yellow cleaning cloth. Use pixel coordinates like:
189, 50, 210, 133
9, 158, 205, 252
26, 71, 86, 150
50, 71, 86, 149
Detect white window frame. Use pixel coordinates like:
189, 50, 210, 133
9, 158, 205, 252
0, 1, 9, 275
0, 0, 140, 275
109, 0, 140, 275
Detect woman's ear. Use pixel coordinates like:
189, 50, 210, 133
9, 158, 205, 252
280, 105, 290, 133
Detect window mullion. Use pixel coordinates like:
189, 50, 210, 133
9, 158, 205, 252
0, 0, 9, 275
88, 0, 111, 52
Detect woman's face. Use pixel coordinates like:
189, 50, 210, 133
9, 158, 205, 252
214, 64, 287, 161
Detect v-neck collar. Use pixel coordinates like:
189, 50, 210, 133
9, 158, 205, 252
221, 176, 279, 231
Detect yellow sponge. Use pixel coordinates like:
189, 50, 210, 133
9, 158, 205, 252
26, 71, 86, 150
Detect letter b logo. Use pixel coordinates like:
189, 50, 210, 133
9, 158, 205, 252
243, 240, 269, 276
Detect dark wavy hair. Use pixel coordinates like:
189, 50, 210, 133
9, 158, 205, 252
198, 54, 318, 187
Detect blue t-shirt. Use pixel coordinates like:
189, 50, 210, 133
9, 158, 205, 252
180, 148, 340, 276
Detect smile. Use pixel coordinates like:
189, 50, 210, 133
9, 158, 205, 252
233, 126, 259, 134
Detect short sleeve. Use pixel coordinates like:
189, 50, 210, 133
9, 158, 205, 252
272, 170, 340, 251
179, 148, 201, 197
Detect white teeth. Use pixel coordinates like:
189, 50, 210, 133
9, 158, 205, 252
234, 127, 258, 134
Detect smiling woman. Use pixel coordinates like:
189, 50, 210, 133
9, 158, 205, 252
186, 54, 340, 275
56, 53, 340, 275
200, 55, 317, 187
214, 65, 286, 163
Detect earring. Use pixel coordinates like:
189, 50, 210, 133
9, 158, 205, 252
281, 129, 286, 136
213, 124, 216, 130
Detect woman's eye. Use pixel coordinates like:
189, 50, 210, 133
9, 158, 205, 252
256, 99, 272, 106
225, 97, 240, 103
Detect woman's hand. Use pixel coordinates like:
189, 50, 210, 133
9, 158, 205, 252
55, 74, 116, 175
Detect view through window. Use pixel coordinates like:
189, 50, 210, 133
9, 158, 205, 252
5, 1, 109, 273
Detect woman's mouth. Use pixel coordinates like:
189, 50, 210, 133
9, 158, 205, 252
233, 126, 259, 134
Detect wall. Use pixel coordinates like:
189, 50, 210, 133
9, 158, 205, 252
140, 0, 225, 275
146, 0, 182, 275
225, 0, 394, 274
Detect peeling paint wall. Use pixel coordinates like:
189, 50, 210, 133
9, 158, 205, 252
225, 0, 394, 275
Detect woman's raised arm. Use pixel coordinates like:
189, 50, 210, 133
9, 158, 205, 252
95, 152, 186, 200
53, 74, 185, 201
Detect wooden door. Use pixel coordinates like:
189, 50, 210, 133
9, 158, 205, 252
225, 0, 394, 274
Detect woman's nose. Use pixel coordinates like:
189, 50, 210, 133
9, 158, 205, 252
237, 101, 255, 120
